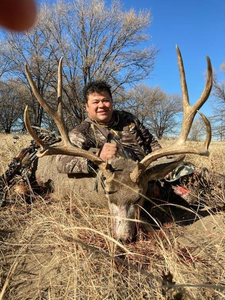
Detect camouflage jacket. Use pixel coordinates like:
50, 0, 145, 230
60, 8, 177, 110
56, 110, 161, 174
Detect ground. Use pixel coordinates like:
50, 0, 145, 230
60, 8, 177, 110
0, 134, 225, 300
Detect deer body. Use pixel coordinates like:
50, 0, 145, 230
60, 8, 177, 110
35, 155, 184, 241
36, 155, 147, 241
36, 156, 100, 199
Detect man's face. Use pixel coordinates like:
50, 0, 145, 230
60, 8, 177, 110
86, 91, 113, 123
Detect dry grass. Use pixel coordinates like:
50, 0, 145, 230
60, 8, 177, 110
0, 134, 225, 300
161, 139, 225, 175
0, 133, 31, 173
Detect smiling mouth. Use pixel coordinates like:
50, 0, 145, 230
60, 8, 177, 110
97, 110, 108, 114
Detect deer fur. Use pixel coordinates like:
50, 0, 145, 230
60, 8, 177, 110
35, 155, 184, 241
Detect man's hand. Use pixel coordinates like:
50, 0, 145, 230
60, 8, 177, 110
97, 143, 118, 161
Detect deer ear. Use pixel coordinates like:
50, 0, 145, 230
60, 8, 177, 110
141, 155, 185, 184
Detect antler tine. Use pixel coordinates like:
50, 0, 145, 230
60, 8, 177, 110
24, 58, 105, 168
25, 57, 70, 146
25, 103, 104, 165
24, 105, 44, 149
176, 45, 213, 144
197, 110, 212, 150
25, 64, 56, 119
56, 57, 64, 133
130, 46, 213, 183
176, 45, 190, 108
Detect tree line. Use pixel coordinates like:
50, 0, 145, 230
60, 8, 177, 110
0, 0, 223, 140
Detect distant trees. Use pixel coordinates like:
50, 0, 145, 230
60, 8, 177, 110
0, 0, 157, 130
211, 63, 225, 140
0, 80, 24, 133
210, 112, 225, 141
188, 116, 207, 141
118, 84, 182, 139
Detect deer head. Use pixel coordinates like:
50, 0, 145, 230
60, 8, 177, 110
24, 46, 212, 242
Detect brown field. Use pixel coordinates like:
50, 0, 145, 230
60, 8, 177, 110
0, 133, 225, 300
161, 139, 225, 175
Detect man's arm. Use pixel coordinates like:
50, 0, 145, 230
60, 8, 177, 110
135, 119, 162, 153
56, 129, 118, 174
56, 130, 97, 174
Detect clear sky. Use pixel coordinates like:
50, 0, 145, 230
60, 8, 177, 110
120, 0, 225, 116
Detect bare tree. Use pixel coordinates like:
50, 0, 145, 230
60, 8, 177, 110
0, 0, 157, 128
120, 85, 182, 139
213, 69, 225, 105
211, 63, 225, 140
118, 84, 156, 123
0, 25, 59, 126
189, 116, 206, 141
210, 110, 225, 141
0, 80, 24, 133
146, 92, 182, 139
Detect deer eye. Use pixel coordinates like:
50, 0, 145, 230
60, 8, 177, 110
104, 190, 117, 195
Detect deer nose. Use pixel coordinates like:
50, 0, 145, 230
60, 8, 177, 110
114, 224, 136, 243
118, 234, 136, 244
117, 231, 136, 244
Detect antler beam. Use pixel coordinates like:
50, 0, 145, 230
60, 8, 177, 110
24, 58, 104, 167
130, 46, 213, 182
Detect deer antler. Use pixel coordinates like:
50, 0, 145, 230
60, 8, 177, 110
24, 57, 104, 167
130, 46, 213, 182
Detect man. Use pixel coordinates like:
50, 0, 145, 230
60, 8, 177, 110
56, 80, 162, 174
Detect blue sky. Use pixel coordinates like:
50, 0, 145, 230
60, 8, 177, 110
121, 0, 225, 116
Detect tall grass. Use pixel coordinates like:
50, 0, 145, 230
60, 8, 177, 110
0, 134, 224, 299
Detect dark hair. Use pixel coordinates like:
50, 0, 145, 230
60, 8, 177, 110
83, 80, 112, 102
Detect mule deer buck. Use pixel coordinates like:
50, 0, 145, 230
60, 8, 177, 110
24, 46, 212, 242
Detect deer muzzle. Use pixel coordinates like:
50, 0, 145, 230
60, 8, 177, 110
109, 202, 139, 242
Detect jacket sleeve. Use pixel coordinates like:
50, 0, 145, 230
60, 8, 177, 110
56, 129, 98, 174
135, 118, 162, 153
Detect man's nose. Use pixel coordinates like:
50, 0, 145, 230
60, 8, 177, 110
98, 101, 105, 107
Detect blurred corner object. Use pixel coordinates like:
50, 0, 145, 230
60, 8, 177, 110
0, 0, 37, 32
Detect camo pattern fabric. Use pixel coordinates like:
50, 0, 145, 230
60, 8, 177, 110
163, 162, 225, 208
165, 162, 196, 182
56, 110, 161, 174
